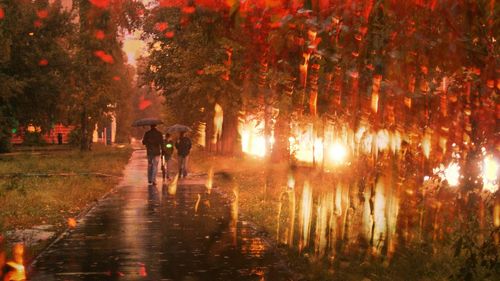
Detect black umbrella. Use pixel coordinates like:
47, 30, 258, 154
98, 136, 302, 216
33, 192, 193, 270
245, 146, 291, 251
166, 124, 192, 133
132, 118, 164, 127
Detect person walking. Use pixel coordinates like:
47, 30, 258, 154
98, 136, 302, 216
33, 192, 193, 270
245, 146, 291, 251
175, 131, 192, 178
162, 133, 175, 179
142, 124, 164, 185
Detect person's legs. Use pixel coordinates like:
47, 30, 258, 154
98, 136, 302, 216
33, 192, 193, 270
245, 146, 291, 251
178, 156, 185, 177
151, 155, 160, 184
147, 155, 153, 183
183, 156, 189, 178
165, 156, 171, 179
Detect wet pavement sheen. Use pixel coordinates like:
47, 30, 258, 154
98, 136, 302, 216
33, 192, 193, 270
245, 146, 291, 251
29, 150, 290, 281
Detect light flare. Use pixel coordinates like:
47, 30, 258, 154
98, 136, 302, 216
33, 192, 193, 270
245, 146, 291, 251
299, 182, 313, 252
213, 103, 223, 144
239, 116, 266, 157
205, 166, 213, 194
376, 129, 389, 152
482, 155, 498, 192
168, 174, 178, 195
328, 142, 347, 164
290, 123, 323, 163
422, 133, 431, 159
434, 162, 461, 187
6, 244, 26, 281
194, 193, 201, 213
231, 187, 239, 246
373, 178, 387, 255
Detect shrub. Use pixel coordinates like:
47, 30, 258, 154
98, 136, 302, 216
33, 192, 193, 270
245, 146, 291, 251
22, 132, 46, 146
68, 128, 81, 146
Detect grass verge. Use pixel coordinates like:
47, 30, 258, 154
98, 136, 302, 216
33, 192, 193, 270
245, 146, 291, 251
0, 144, 132, 238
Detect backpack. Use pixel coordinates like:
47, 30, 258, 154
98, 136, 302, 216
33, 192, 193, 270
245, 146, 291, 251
176, 137, 192, 156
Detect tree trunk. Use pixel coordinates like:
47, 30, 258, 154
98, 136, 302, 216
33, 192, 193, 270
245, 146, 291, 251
80, 105, 89, 151
221, 110, 239, 156
204, 106, 215, 152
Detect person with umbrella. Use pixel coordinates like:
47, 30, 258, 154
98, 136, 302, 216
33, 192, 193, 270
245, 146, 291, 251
165, 124, 192, 178
142, 124, 165, 185
174, 131, 192, 179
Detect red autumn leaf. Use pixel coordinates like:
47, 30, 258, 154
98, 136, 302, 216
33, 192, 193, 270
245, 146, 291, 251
196, 69, 204, 75
95, 30, 105, 40
0, 8, 4, 20
94, 50, 114, 64
113, 76, 121, 81
159, 0, 186, 8
137, 9, 144, 16
269, 21, 282, 29
94, 50, 105, 57
139, 264, 147, 277
182, 6, 195, 14
37, 9, 48, 19
101, 54, 114, 64
164, 31, 175, 38
138, 95, 152, 110
154, 22, 168, 32
34, 20, 43, 28
89, 0, 110, 9
38, 59, 48, 66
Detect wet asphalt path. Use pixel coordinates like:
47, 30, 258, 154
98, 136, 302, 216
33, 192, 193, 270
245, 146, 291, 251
29, 150, 290, 281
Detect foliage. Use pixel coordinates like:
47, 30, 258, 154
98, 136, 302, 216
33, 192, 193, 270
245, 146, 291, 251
0, 0, 74, 151
22, 132, 46, 146
68, 0, 145, 150
451, 195, 500, 281
141, 6, 234, 129
68, 128, 81, 146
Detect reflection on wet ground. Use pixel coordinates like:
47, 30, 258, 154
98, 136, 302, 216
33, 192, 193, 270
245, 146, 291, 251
29, 151, 290, 281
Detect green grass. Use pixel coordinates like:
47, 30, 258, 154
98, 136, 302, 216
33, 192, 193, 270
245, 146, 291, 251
0, 144, 132, 232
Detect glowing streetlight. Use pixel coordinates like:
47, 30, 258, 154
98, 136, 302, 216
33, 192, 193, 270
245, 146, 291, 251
482, 155, 499, 192
328, 142, 347, 164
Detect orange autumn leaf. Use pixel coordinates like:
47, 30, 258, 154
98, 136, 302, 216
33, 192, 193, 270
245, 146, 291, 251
68, 218, 77, 228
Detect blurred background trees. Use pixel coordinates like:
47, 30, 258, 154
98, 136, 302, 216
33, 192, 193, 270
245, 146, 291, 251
0, 0, 144, 152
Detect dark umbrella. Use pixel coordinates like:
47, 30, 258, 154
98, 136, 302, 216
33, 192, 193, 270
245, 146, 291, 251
166, 124, 192, 133
132, 118, 164, 127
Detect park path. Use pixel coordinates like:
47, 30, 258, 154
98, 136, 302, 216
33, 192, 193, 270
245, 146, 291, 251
29, 150, 291, 281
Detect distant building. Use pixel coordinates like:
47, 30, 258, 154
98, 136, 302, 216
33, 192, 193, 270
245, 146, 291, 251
11, 124, 75, 144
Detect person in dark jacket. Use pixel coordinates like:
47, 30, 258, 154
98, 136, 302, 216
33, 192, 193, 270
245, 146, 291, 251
142, 125, 164, 185
162, 133, 175, 179
175, 131, 192, 178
